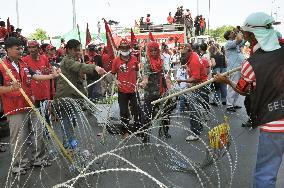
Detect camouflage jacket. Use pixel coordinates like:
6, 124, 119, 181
143, 59, 167, 99
54, 54, 98, 99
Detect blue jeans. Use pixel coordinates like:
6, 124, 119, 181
91, 82, 103, 100
179, 95, 186, 112
189, 87, 209, 135
213, 68, 227, 103
254, 131, 284, 188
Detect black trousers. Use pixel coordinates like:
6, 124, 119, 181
144, 94, 160, 126
188, 86, 210, 135
35, 99, 51, 124
118, 92, 140, 134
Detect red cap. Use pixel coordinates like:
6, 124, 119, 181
46, 44, 56, 50
27, 40, 39, 47
119, 39, 130, 47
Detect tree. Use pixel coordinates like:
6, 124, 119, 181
121, 27, 140, 34
28, 28, 49, 40
209, 25, 235, 42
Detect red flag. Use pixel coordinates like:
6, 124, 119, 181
103, 18, 117, 59
149, 31, 155, 42
130, 28, 138, 48
85, 23, 92, 46
7, 17, 11, 34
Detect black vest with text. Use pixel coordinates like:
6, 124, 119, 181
249, 44, 284, 126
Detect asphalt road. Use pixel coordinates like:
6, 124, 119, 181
0, 98, 284, 188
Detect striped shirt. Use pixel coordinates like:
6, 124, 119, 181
239, 44, 284, 132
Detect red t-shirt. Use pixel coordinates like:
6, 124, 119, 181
167, 16, 174, 24
22, 55, 51, 100
200, 57, 209, 80
187, 52, 207, 82
111, 55, 138, 93
102, 53, 112, 72
0, 27, 7, 40
146, 17, 150, 23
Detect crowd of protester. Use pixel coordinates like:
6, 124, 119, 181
1, 11, 284, 188
138, 5, 205, 36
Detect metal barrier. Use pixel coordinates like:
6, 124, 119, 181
139, 24, 185, 33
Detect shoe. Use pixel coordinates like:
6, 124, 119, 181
234, 105, 242, 109
222, 102, 226, 105
12, 166, 27, 175
227, 107, 236, 112
0, 144, 6, 152
242, 122, 252, 127
142, 134, 150, 143
164, 132, 172, 139
210, 102, 218, 106
32, 159, 52, 167
185, 135, 199, 141
26, 140, 32, 145
122, 133, 129, 139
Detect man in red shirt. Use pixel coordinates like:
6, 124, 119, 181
167, 12, 174, 24
111, 39, 140, 139
101, 46, 114, 97
22, 41, 51, 106
45, 44, 57, 99
146, 14, 151, 30
45, 44, 57, 63
177, 44, 209, 141
0, 37, 60, 175
0, 21, 7, 44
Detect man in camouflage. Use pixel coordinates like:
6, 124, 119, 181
54, 39, 106, 148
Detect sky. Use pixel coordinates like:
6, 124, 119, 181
0, 0, 283, 37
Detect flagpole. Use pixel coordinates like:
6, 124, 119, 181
16, 0, 19, 28
208, 0, 211, 35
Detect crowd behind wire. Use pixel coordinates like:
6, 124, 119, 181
0, 14, 252, 173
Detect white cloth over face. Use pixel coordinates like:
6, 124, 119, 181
242, 12, 281, 52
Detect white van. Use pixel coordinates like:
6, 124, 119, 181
189, 35, 215, 44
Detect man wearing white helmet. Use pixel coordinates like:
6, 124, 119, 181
215, 12, 284, 188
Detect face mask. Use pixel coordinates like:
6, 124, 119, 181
120, 50, 130, 56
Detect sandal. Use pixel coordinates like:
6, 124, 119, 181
32, 159, 52, 167
0, 144, 6, 152
12, 166, 27, 175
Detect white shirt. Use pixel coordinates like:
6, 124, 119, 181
161, 52, 171, 72
11, 61, 20, 73
175, 67, 188, 90
171, 53, 180, 63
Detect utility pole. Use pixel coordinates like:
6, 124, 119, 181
208, 0, 210, 35
197, 0, 199, 15
72, 0, 77, 29
16, 0, 19, 28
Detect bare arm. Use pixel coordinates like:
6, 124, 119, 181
139, 75, 149, 88
210, 57, 216, 67
0, 81, 22, 94
187, 77, 200, 83
32, 68, 61, 81
33, 74, 56, 81
214, 74, 246, 96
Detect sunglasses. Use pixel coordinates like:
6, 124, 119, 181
120, 46, 130, 51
